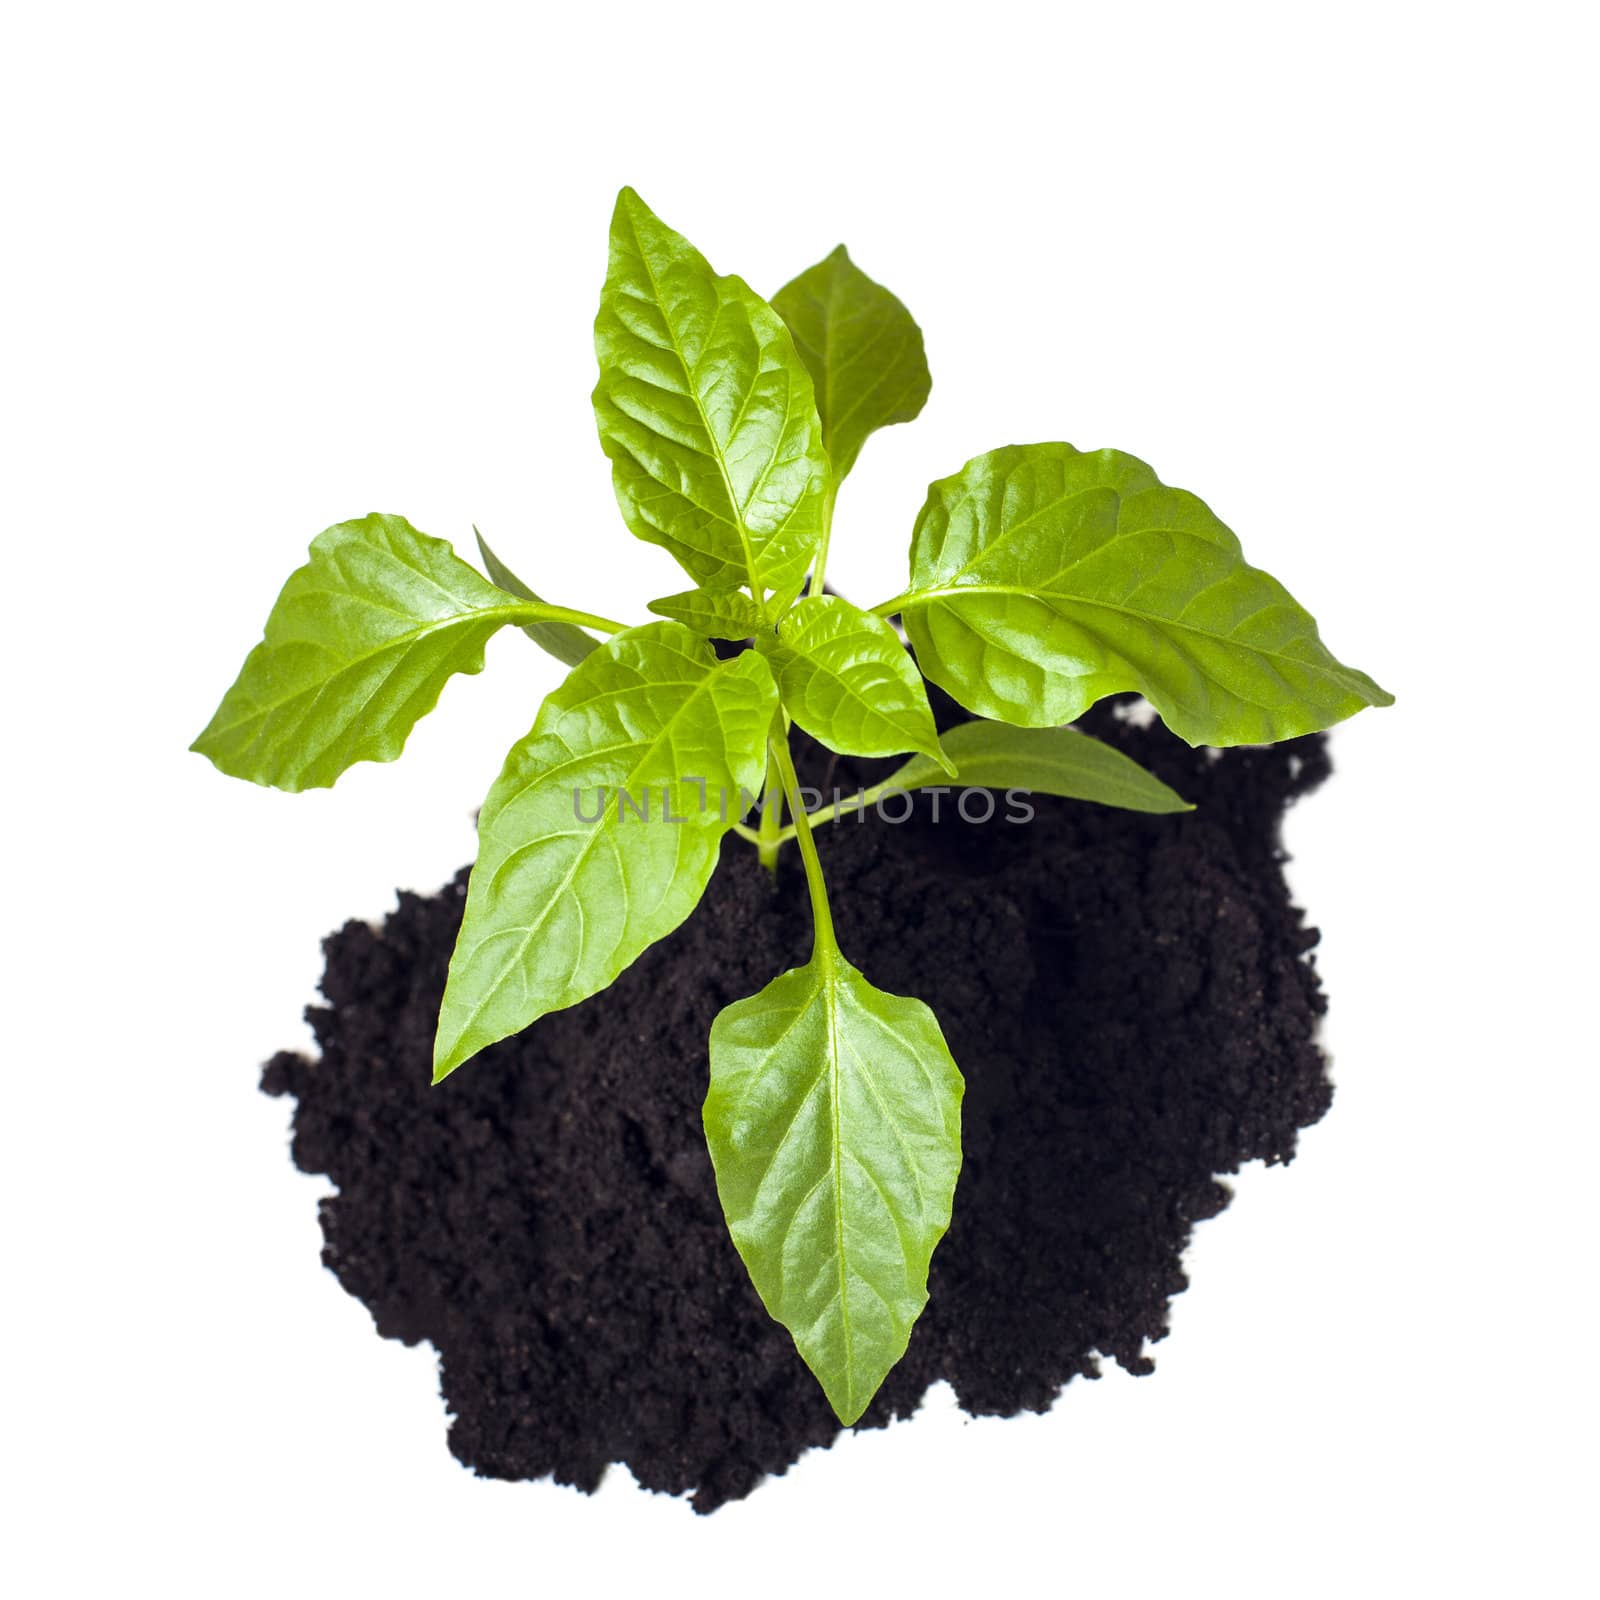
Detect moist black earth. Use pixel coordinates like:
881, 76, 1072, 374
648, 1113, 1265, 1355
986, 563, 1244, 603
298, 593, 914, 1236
262, 696, 1334, 1513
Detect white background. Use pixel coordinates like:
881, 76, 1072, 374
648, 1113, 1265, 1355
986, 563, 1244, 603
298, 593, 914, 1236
4, 3, 1594, 1595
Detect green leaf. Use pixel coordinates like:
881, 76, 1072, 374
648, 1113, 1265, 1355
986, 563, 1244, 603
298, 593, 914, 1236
705, 950, 963, 1425
647, 586, 767, 641
772, 245, 931, 481
592, 187, 828, 605
434, 622, 777, 1081
898, 444, 1394, 745
882, 719, 1192, 813
759, 594, 950, 770
474, 527, 598, 668
191, 513, 529, 792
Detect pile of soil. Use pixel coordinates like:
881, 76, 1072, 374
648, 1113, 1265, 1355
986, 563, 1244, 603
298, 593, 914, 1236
262, 696, 1334, 1512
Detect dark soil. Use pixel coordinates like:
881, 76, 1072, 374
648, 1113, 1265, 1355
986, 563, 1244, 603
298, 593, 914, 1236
262, 694, 1334, 1513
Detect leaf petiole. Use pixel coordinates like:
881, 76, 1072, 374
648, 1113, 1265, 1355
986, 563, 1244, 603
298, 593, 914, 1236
762, 776, 896, 848
804, 478, 839, 602
769, 733, 836, 957
744, 720, 1194, 852
495, 600, 632, 635
755, 743, 786, 876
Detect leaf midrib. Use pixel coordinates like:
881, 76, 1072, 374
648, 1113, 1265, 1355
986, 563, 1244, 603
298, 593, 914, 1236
923, 466, 1114, 589
897, 745, 1174, 805
199, 602, 543, 740
623, 208, 769, 615
781, 650, 931, 753
904, 581, 1373, 689
819, 952, 854, 1419
777, 603, 940, 759
443, 659, 746, 1061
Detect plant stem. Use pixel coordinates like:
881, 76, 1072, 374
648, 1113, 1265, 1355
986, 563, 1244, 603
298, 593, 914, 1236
501, 601, 631, 634
755, 744, 786, 875
743, 750, 923, 856
765, 774, 901, 847
769, 732, 836, 957
805, 479, 840, 601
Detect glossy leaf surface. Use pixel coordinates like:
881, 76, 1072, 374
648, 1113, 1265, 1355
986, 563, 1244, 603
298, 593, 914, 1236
192, 513, 527, 791
883, 718, 1191, 812
761, 595, 948, 768
772, 246, 931, 480
705, 951, 963, 1424
592, 188, 828, 603
901, 444, 1393, 744
434, 623, 777, 1079
647, 586, 767, 641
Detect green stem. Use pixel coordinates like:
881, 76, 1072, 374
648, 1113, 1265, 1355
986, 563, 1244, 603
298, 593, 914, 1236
755, 744, 786, 875
764, 773, 904, 848
867, 591, 914, 619
499, 601, 632, 635
769, 732, 836, 956
805, 479, 840, 601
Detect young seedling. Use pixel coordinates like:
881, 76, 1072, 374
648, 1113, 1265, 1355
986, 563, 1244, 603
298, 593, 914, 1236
194, 188, 1392, 1426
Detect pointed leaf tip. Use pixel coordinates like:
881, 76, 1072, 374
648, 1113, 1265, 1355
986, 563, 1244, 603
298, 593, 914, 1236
903, 444, 1394, 745
593, 190, 828, 598
191, 513, 519, 791
761, 595, 945, 770
433, 624, 778, 1076
879, 720, 1195, 815
473, 526, 598, 668
705, 955, 964, 1424
773, 247, 930, 479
